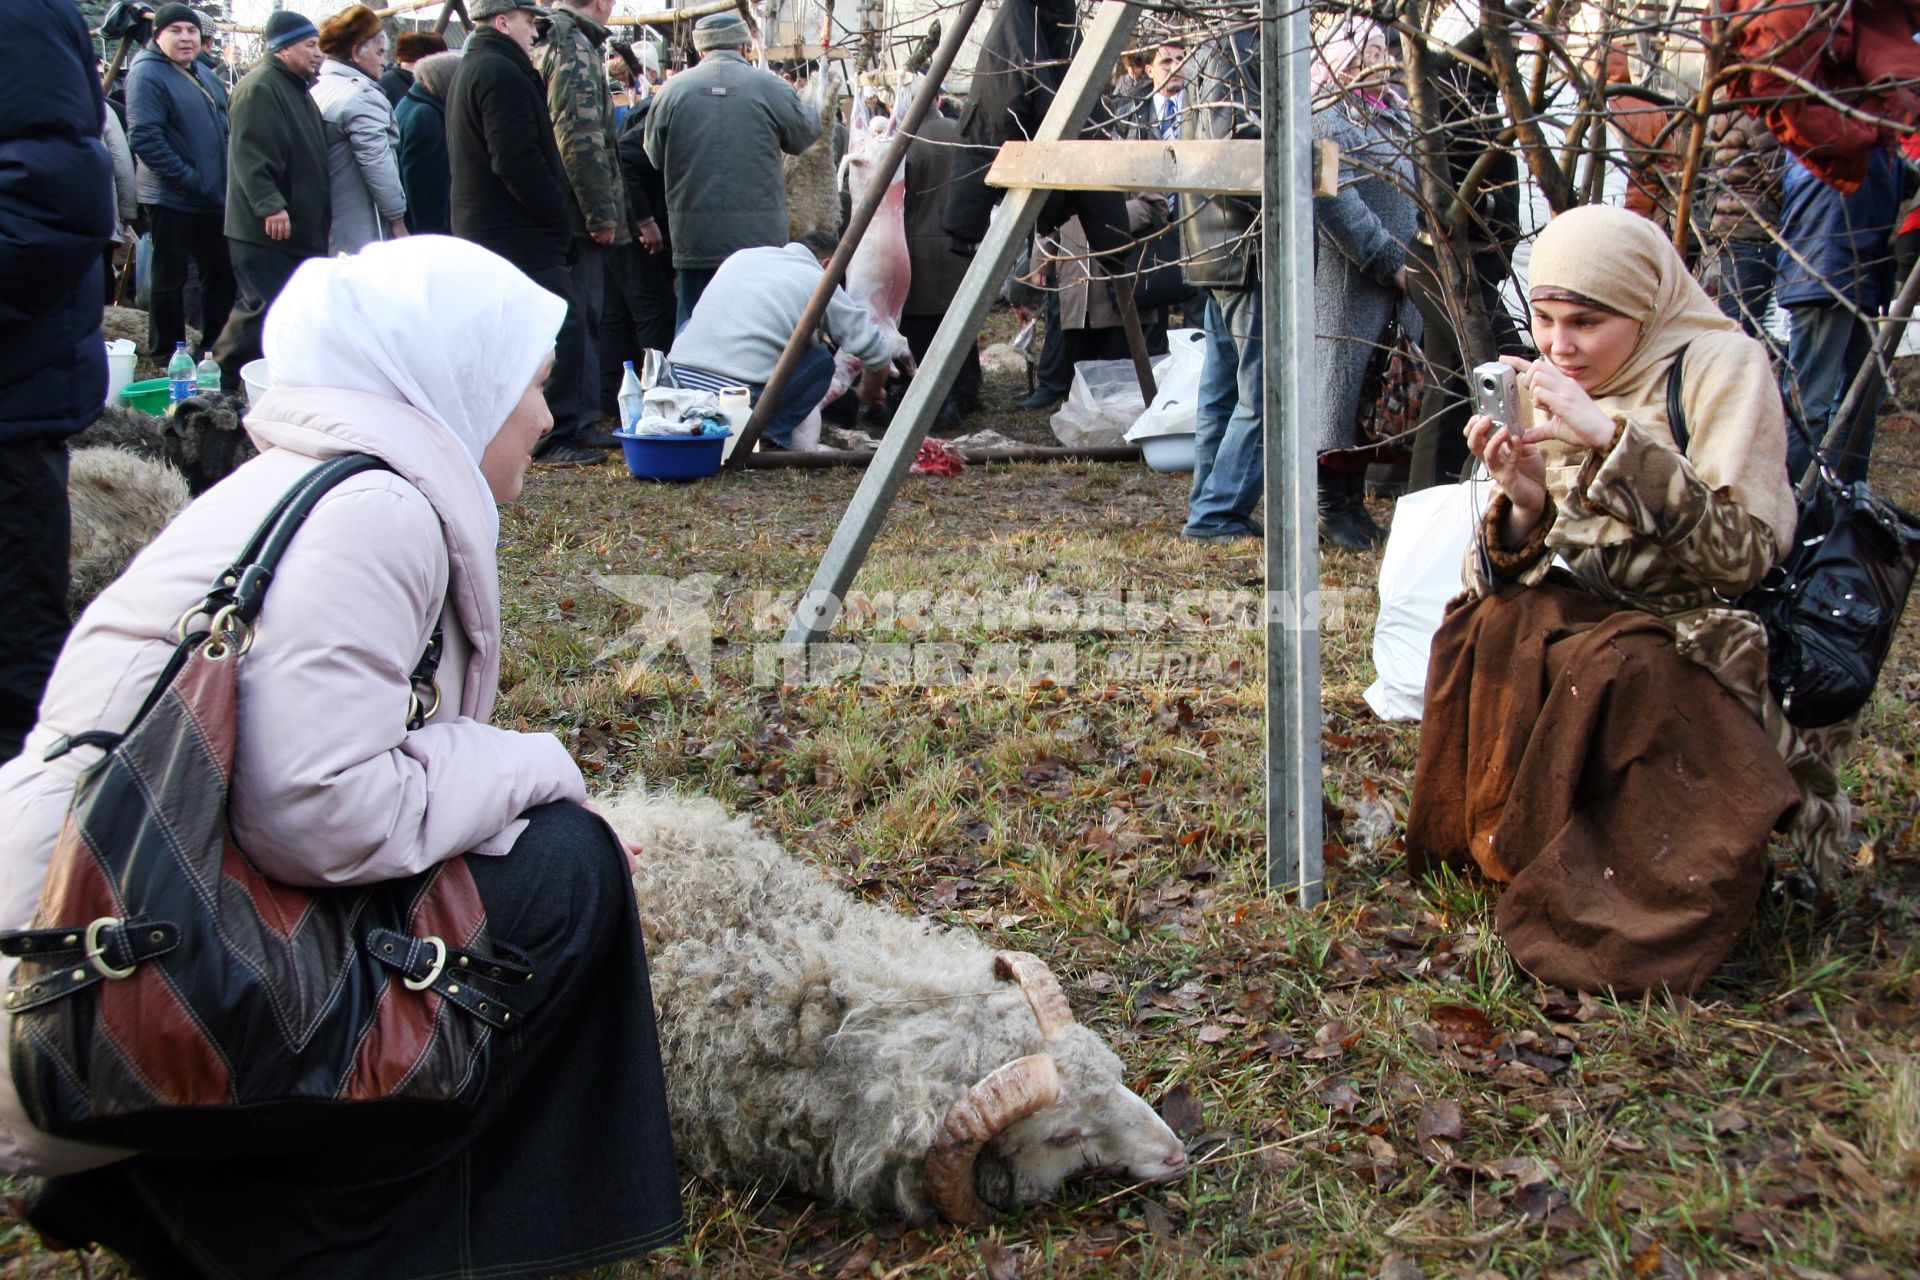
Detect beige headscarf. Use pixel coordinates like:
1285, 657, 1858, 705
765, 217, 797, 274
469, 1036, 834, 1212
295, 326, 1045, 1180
1527, 204, 1795, 552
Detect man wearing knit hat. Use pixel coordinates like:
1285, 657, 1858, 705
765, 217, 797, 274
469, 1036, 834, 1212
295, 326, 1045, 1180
208, 8, 328, 389
125, 1, 235, 359
643, 10, 818, 327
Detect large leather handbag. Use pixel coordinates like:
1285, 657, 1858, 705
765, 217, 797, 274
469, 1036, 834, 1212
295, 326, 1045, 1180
1668, 353, 1920, 727
0, 455, 536, 1156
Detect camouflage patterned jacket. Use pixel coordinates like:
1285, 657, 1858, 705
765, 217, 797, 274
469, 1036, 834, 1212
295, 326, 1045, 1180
535, 4, 629, 242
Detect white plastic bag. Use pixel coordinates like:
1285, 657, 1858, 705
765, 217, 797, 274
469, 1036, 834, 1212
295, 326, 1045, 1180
1050, 356, 1166, 447
1364, 482, 1480, 721
1126, 328, 1207, 442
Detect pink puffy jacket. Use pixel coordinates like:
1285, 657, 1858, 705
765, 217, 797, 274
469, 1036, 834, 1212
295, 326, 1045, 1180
0, 386, 586, 1173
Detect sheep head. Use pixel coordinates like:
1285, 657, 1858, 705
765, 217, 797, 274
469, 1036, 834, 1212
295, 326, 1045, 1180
923, 953, 1188, 1224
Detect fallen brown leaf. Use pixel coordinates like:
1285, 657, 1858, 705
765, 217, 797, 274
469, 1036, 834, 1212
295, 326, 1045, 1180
1159, 1084, 1204, 1137
979, 1238, 1021, 1280
833, 1236, 878, 1280
1416, 1099, 1465, 1160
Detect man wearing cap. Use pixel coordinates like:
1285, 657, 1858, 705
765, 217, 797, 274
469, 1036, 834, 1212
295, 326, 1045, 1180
209, 9, 328, 389
643, 11, 818, 327
449, 0, 602, 464
125, 2, 235, 359
536, 0, 629, 450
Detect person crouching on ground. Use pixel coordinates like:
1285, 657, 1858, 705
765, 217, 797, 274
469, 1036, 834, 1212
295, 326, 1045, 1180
1405, 205, 1851, 996
668, 230, 908, 448
0, 236, 683, 1276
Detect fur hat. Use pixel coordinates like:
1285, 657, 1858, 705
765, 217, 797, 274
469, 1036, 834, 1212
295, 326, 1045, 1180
265, 8, 320, 51
393, 31, 447, 63
150, 4, 199, 38
692, 11, 750, 51
318, 4, 382, 60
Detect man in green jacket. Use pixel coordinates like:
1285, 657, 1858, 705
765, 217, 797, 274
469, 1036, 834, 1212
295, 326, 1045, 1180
211, 9, 329, 389
536, 0, 629, 447
643, 11, 818, 328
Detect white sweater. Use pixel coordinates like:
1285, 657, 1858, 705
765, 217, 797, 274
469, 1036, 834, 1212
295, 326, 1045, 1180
669, 242, 897, 383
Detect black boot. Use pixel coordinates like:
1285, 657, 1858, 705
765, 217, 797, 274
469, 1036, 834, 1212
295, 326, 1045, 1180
1318, 465, 1385, 551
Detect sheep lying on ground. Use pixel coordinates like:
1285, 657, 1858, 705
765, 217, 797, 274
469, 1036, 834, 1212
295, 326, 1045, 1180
68, 447, 189, 611
73, 393, 255, 495
598, 787, 1190, 1223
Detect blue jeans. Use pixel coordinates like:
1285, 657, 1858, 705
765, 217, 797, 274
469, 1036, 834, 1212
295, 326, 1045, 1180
1784, 302, 1881, 483
1186, 287, 1263, 537
1711, 239, 1779, 342
754, 344, 835, 448
675, 267, 716, 333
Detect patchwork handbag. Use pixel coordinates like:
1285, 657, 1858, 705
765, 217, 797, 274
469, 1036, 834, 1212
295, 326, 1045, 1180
0, 454, 537, 1156
1667, 352, 1920, 728
1354, 312, 1427, 450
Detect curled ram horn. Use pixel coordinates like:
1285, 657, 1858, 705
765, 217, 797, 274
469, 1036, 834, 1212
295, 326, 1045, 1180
993, 951, 1075, 1042
923, 1053, 1062, 1224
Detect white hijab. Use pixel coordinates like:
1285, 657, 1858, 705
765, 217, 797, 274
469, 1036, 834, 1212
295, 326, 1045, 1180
263, 236, 567, 533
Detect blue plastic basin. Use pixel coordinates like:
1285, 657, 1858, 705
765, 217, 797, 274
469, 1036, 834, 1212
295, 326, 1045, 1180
617, 429, 732, 481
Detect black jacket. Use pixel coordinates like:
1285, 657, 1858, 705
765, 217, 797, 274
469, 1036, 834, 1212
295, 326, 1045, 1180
381, 64, 415, 108
616, 97, 669, 257
224, 55, 331, 257
942, 0, 1079, 246
1, 0, 113, 442
447, 27, 572, 273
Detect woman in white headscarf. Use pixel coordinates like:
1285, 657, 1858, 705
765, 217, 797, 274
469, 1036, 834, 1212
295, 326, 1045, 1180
0, 236, 684, 1275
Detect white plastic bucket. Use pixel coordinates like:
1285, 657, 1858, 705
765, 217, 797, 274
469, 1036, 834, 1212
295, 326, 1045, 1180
104, 340, 137, 406
240, 359, 271, 404
717, 387, 751, 461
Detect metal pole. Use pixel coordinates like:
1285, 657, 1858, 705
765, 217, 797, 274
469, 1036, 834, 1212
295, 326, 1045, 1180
782, 1, 1144, 644
1262, 0, 1324, 903
727, 0, 988, 463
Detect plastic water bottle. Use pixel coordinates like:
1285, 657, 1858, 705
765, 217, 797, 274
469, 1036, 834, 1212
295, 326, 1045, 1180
167, 342, 195, 407
196, 351, 221, 395
617, 360, 644, 435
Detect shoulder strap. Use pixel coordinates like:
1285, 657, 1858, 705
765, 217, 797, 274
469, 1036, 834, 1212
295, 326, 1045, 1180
1665, 343, 1690, 454
200, 454, 391, 626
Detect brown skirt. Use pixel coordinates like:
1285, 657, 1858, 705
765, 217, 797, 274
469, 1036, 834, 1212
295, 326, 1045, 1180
1406, 577, 1801, 995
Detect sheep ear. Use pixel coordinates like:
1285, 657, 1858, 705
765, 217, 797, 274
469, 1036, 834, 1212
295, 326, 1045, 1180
993, 952, 1075, 1042
924, 1053, 1062, 1224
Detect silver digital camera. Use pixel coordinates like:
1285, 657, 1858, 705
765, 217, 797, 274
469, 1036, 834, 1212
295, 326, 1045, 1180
1470, 361, 1519, 432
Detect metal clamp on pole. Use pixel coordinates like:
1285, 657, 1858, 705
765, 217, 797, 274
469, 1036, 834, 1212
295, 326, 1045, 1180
726, 0, 988, 465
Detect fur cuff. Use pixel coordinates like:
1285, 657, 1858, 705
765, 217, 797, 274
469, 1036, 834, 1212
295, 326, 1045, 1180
1481, 489, 1556, 578
1574, 416, 1631, 518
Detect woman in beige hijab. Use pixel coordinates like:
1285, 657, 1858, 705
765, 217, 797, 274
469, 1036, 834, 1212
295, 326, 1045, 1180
1406, 205, 1846, 996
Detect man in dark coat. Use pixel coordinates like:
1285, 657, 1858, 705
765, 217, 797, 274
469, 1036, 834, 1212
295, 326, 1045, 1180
901, 113, 980, 425
449, 0, 601, 464
211, 9, 329, 390
642, 11, 819, 326
126, 2, 235, 357
0, 0, 114, 760
600, 96, 677, 414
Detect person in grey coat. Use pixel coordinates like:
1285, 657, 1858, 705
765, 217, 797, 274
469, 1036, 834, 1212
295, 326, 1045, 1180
643, 11, 819, 327
310, 4, 408, 254
1309, 19, 1418, 550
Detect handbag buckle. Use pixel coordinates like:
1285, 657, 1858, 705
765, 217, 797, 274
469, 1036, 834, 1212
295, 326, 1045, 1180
403, 936, 448, 991
84, 917, 138, 981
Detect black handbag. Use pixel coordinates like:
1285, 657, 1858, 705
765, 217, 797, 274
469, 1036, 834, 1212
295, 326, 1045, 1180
1668, 351, 1920, 727
1127, 222, 1189, 312
0, 455, 537, 1156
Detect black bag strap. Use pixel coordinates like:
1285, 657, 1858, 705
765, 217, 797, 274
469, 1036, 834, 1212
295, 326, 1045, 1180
1665, 343, 1690, 454
201, 454, 392, 627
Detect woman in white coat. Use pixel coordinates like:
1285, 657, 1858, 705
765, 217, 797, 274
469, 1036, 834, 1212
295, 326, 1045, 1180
311, 4, 408, 254
0, 236, 682, 1276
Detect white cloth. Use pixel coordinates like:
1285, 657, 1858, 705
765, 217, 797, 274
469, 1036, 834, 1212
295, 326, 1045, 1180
265, 234, 567, 539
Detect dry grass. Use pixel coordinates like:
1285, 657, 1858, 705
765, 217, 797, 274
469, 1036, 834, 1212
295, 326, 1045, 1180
9, 347, 1920, 1280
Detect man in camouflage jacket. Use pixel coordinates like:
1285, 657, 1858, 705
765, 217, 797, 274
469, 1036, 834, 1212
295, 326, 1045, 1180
536, 0, 629, 444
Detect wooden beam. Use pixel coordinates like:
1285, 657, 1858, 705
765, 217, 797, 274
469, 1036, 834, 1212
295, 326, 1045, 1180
986, 138, 1340, 199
